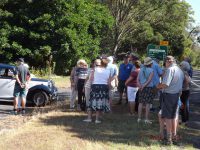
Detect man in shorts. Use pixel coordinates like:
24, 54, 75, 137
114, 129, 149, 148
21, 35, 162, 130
117, 55, 132, 104
157, 56, 184, 145
13, 58, 31, 115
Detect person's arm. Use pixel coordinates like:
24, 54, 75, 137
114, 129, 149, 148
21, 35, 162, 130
142, 71, 154, 89
137, 72, 142, 89
125, 75, 133, 86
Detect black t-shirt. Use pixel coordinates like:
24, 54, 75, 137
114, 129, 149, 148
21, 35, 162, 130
16, 64, 30, 84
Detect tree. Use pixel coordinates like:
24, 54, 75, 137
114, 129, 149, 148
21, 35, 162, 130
0, 0, 113, 74
103, 0, 192, 57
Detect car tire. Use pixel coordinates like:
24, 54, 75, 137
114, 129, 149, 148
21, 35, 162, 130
33, 91, 49, 106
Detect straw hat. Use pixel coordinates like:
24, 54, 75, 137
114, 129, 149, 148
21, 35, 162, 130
77, 59, 87, 67
144, 57, 153, 66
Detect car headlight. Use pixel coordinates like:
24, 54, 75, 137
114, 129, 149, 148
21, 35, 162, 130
48, 80, 53, 89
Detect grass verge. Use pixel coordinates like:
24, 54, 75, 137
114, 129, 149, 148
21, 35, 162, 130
0, 102, 198, 150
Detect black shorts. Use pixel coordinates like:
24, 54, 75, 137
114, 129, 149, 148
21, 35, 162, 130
161, 93, 179, 119
118, 79, 127, 93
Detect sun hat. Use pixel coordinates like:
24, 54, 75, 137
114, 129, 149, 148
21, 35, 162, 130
144, 57, 153, 66
77, 59, 87, 67
107, 56, 113, 64
17, 58, 24, 62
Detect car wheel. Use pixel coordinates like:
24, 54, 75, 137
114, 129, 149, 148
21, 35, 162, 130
33, 91, 48, 106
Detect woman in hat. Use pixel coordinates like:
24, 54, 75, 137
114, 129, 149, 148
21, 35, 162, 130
75, 59, 88, 111
137, 57, 154, 124
83, 57, 111, 123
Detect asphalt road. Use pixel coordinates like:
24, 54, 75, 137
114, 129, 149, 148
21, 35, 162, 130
1, 70, 200, 124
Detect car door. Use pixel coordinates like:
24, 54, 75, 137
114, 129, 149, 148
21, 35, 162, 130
0, 67, 16, 99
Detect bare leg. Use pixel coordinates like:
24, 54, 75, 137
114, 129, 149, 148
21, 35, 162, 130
96, 110, 100, 121
165, 119, 173, 143
21, 97, 26, 109
158, 113, 165, 138
87, 110, 92, 120
14, 97, 18, 110
129, 102, 135, 115
145, 104, 150, 120
138, 103, 143, 120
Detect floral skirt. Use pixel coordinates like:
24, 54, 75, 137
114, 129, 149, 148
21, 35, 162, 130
138, 87, 154, 104
88, 84, 110, 112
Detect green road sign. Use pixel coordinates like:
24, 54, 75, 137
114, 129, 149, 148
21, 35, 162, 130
147, 44, 168, 61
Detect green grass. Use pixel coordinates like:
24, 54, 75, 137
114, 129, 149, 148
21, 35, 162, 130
0, 102, 198, 150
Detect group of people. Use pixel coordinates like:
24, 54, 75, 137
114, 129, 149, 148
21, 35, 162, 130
70, 54, 193, 145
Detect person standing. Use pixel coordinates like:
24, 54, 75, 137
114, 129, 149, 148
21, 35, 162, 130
180, 61, 191, 123
125, 60, 141, 115
75, 59, 88, 111
13, 58, 31, 115
117, 55, 133, 104
137, 57, 154, 124
107, 56, 118, 111
84, 60, 95, 109
69, 66, 78, 110
83, 57, 111, 123
157, 56, 184, 145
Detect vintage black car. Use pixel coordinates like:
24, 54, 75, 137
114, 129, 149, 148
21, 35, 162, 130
0, 63, 58, 106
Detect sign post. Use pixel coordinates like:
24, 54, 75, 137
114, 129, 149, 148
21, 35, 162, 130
147, 44, 168, 61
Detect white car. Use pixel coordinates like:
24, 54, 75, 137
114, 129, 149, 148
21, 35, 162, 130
0, 63, 58, 106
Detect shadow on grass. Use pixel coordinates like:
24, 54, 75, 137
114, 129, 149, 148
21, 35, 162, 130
38, 104, 164, 147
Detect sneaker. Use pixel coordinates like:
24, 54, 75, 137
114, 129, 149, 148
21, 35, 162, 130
22, 109, 26, 115
144, 119, 152, 124
95, 120, 101, 124
10, 109, 18, 115
83, 119, 92, 123
137, 118, 141, 123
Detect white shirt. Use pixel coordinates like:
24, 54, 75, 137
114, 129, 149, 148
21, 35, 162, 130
93, 67, 110, 85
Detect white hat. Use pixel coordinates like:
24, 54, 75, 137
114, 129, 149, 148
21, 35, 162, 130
107, 56, 113, 64
144, 57, 153, 66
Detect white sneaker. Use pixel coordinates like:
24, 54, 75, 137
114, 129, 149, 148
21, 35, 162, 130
95, 120, 101, 124
83, 119, 92, 123
137, 118, 141, 123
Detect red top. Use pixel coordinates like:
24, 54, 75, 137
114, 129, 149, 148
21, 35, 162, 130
126, 69, 140, 87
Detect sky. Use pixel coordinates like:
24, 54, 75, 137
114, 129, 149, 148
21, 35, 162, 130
185, 0, 200, 25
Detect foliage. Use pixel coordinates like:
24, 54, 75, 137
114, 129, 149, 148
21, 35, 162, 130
0, 0, 113, 74
102, 0, 192, 58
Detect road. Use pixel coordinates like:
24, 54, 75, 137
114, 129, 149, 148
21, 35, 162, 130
0, 70, 200, 126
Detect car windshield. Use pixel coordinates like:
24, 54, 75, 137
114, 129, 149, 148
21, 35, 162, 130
0, 68, 15, 77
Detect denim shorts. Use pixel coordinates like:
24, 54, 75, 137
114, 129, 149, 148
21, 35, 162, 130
13, 84, 27, 98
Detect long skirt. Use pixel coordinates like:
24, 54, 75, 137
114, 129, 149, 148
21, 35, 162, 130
88, 84, 110, 112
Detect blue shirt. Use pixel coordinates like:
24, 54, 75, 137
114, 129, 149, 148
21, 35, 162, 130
151, 60, 163, 86
118, 63, 133, 81
138, 67, 154, 87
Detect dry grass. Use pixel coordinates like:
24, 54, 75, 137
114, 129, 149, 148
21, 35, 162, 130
0, 102, 197, 150
52, 76, 70, 89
